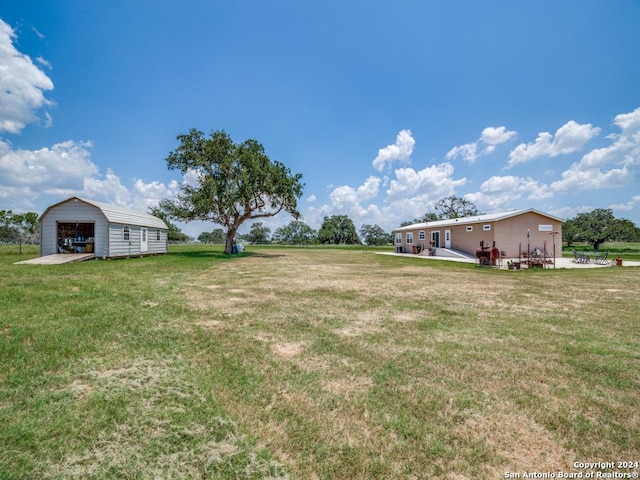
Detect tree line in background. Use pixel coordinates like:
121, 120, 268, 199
2, 202, 639, 251
197, 216, 393, 246
0, 210, 40, 244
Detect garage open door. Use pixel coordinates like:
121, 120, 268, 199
57, 222, 95, 253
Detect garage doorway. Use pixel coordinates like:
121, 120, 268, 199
57, 222, 95, 253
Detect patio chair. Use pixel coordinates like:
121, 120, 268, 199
593, 251, 609, 265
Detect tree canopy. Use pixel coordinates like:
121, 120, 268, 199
245, 222, 271, 244
0, 210, 40, 244
434, 195, 481, 219
198, 229, 226, 244
160, 129, 304, 254
359, 224, 391, 246
318, 215, 360, 245
401, 196, 481, 226
563, 208, 640, 250
272, 220, 317, 245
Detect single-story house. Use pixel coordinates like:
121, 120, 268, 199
393, 208, 563, 260
39, 197, 169, 259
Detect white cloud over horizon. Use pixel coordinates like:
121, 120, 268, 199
550, 108, 640, 192
507, 120, 601, 168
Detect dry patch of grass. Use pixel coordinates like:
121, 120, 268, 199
182, 248, 640, 479
44, 355, 287, 479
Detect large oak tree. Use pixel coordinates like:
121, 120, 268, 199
160, 129, 303, 254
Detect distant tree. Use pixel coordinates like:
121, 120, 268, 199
359, 224, 391, 246
609, 218, 640, 242
149, 206, 190, 243
246, 221, 271, 244
0, 210, 19, 242
567, 208, 638, 251
0, 210, 40, 244
160, 129, 304, 254
561, 218, 580, 247
318, 215, 360, 245
14, 212, 40, 244
273, 220, 317, 245
400, 212, 439, 227
198, 228, 226, 243
434, 195, 481, 219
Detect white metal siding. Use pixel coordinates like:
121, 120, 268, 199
40, 197, 169, 258
39, 201, 109, 257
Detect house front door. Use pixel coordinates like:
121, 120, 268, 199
431, 231, 440, 248
445, 229, 451, 249
141, 227, 148, 252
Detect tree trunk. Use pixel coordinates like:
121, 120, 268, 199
224, 228, 237, 254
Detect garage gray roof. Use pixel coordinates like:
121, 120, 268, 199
41, 197, 168, 229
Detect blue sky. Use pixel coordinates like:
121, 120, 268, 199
2, 1, 639, 237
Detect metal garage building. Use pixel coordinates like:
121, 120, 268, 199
39, 197, 168, 259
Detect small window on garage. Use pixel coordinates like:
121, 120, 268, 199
419, 230, 425, 240
122, 225, 130, 241
395, 233, 402, 244
483, 224, 491, 231
156, 229, 161, 241
406, 232, 414, 244
466, 226, 473, 232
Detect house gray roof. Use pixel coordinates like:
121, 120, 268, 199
41, 197, 168, 229
394, 208, 562, 232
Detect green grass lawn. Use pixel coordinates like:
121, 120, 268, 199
1, 244, 639, 479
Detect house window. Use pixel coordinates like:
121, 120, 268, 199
483, 224, 491, 231
156, 229, 161, 241
406, 232, 413, 244
466, 226, 473, 232
419, 230, 425, 240
538, 224, 553, 231
122, 225, 130, 241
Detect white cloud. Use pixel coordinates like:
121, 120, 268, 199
83, 170, 133, 206
507, 120, 600, 168
481, 126, 517, 146
372, 129, 415, 172
446, 125, 516, 163
386, 163, 465, 201
445, 142, 478, 163
609, 195, 640, 212
328, 176, 381, 210
306, 194, 317, 203
0, 139, 98, 191
551, 107, 640, 192
0, 20, 54, 134
465, 175, 552, 212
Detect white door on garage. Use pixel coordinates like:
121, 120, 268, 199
141, 227, 148, 252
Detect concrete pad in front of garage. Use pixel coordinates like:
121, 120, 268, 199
14, 253, 95, 265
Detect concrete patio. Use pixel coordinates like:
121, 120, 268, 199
376, 252, 640, 269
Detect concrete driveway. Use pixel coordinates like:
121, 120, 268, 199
377, 252, 640, 269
